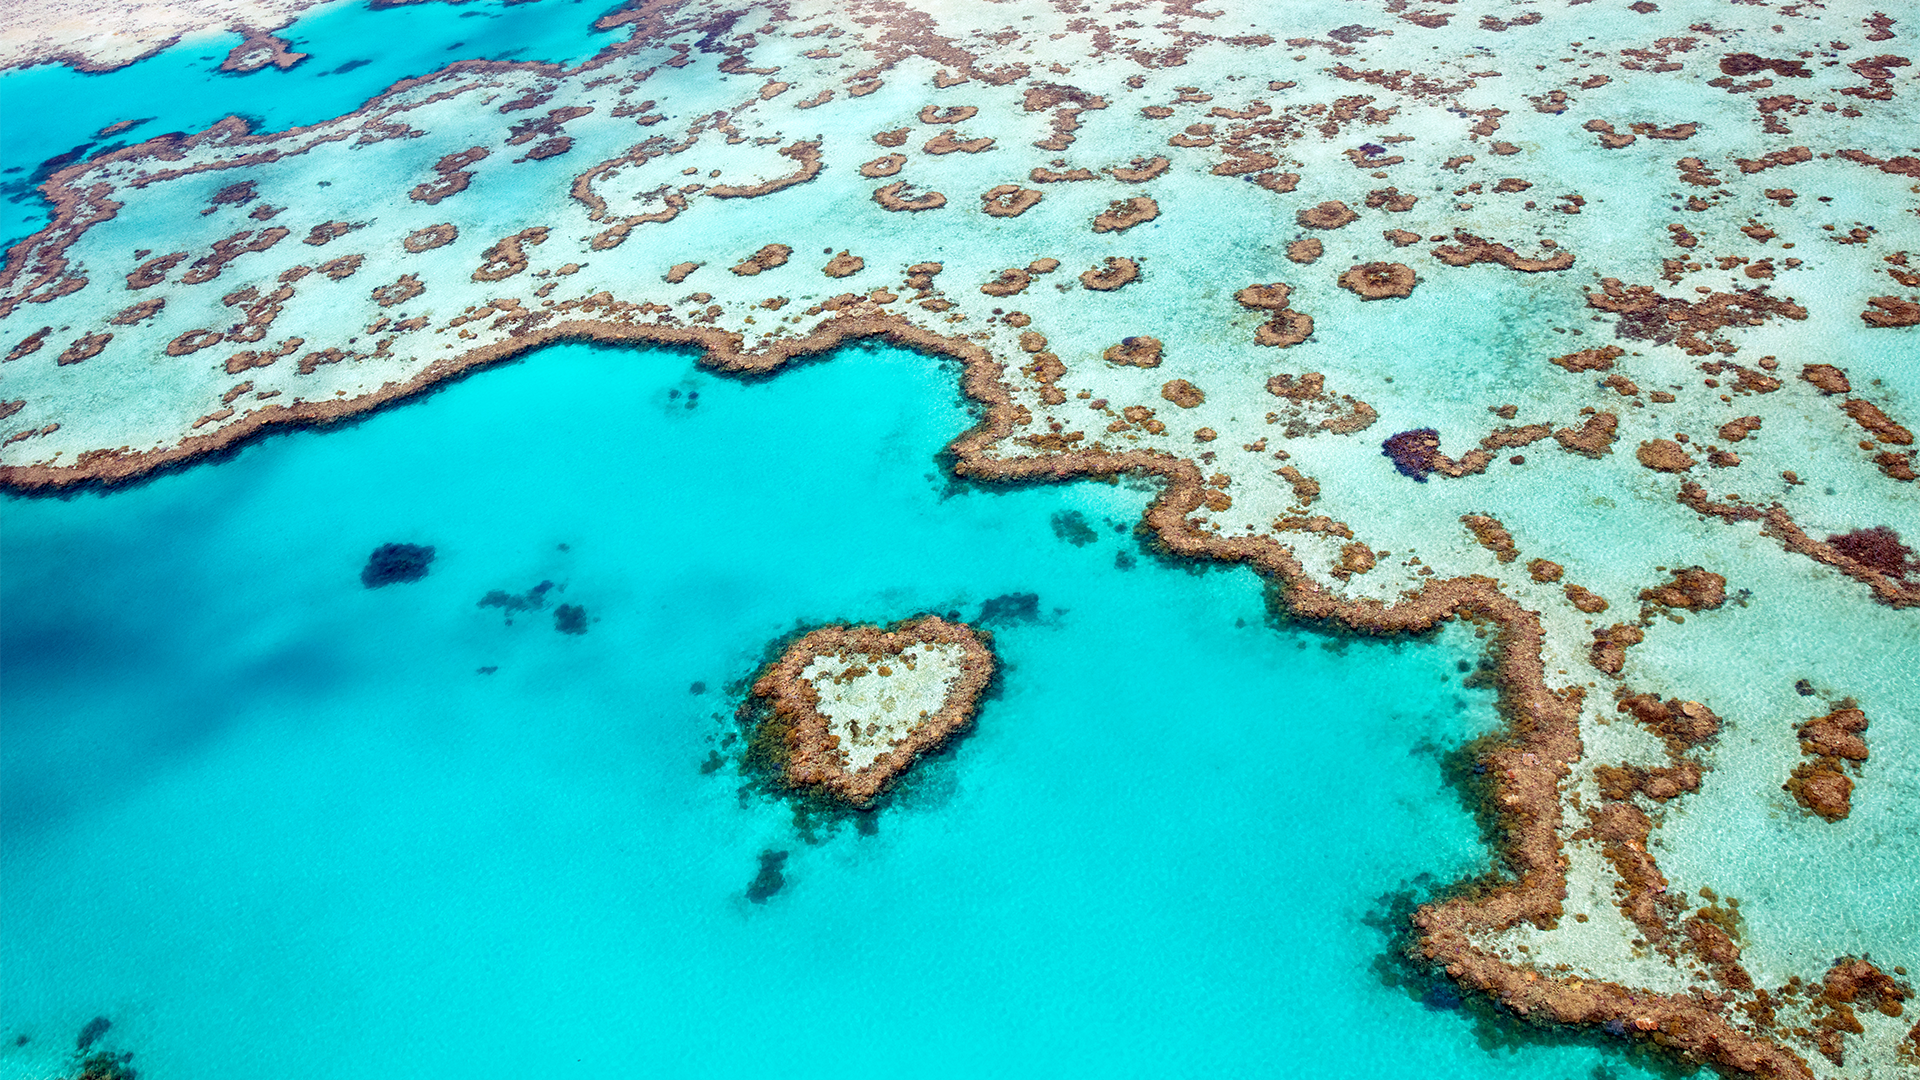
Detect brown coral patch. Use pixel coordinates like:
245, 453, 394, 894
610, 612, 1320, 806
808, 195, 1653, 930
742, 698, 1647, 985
1296, 200, 1358, 229
1801, 364, 1851, 395
1107, 156, 1170, 182
1161, 379, 1204, 408
731, 243, 793, 276
1841, 399, 1914, 445
1255, 311, 1315, 348
1639, 567, 1725, 611
126, 251, 187, 289
1103, 336, 1163, 367
1553, 412, 1618, 458
1564, 585, 1609, 613
873, 181, 947, 212
472, 227, 549, 282
823, 251, 865, 278
1636, 439, 1696, 473
317, 254, 363, 281
860, 153, 906, 178
748, 615, 995, 808
1480, 424, 1551, 452
1092, 196, 1159, 233
980, 184, 1042, 217
57, 332, 112, 365
708, 142, 823, 198
1550, 345, 1623, 373
1528, 559, 1563, 583
918, 104, 978, 124
1786, 759, 1854, 821
1862, 296, 1920, 328
1080, 257, 1139, 291
1587, 278, 1807, 355
1235, 283, 1293, 310
1822, 957, 1909, 1013
1618, 693, 1722, 749
371, 273, 426, 308
1267, 373, 1326, 401
1338, 542, 1377, 575
179, 227, 289, 286
302, 221, 361, 247
1338, 261, 1416, 300
1461, 514, 1519, 562
219, 29, 308, 72
1433, 232, 1575, 272
165, 329, 224, 357
1365, 187, 1417, 212
403, 223, 458, 253
1799, 706, 1869, 762
924, 130, 994, 154
1596, 762, 1702, 803
1286, 238, 1323, 264
109, 298, 165, 325
1589, 624, 1645, 674
979, 268, 1033, 297
411, 146, 489, 205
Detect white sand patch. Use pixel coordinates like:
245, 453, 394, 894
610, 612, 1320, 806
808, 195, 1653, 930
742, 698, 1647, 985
1477, 840, 1703, 994
800, 642, 967, 771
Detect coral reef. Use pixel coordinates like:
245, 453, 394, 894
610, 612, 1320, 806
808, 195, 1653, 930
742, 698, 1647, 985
360, 543, 434, 588
746, 614, 993, 806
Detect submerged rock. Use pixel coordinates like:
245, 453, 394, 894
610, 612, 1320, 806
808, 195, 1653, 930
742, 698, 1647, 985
360, 543, 434, 588
746, 850, 788, 903
553, 603, 589, 634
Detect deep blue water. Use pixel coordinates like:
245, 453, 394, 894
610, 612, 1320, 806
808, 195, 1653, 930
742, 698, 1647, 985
2, 338, 1676, 1079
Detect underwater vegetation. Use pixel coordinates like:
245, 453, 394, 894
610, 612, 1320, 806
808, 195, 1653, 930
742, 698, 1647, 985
359, 542, 434, 588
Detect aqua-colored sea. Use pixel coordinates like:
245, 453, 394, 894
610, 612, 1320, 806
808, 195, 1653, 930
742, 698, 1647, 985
2, 8, 1677, 1078
3, 336, 1674, 1079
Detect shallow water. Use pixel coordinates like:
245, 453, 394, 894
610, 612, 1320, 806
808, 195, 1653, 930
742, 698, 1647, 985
2, 339, 1671, 1079
0, 0, 615, 251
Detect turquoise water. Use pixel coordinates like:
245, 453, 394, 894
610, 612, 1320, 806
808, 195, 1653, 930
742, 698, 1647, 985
0, 0, 614, 250
2, 339, 1670, 1079
0, 2, 1738, 1075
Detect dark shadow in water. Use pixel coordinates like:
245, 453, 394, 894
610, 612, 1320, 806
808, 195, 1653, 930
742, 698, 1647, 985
1049, 510, 1099, 546
552, 602, 589, 634
360, 542, 435, 587
1409, 731, 1517, 883
976, 591, 1039, 625
744, 849, 787, 903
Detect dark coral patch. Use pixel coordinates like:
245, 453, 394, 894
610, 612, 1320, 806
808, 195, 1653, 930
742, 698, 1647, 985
361, 543, 435, 587
1382, 428, 1442, 481
746, 849, 788, 903
1826, 526, 1916, 580
554, 603, 589, 634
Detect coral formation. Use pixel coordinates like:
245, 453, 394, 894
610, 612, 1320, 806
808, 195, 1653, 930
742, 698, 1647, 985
361, 543, 434, 588
746, 614, 994, 807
